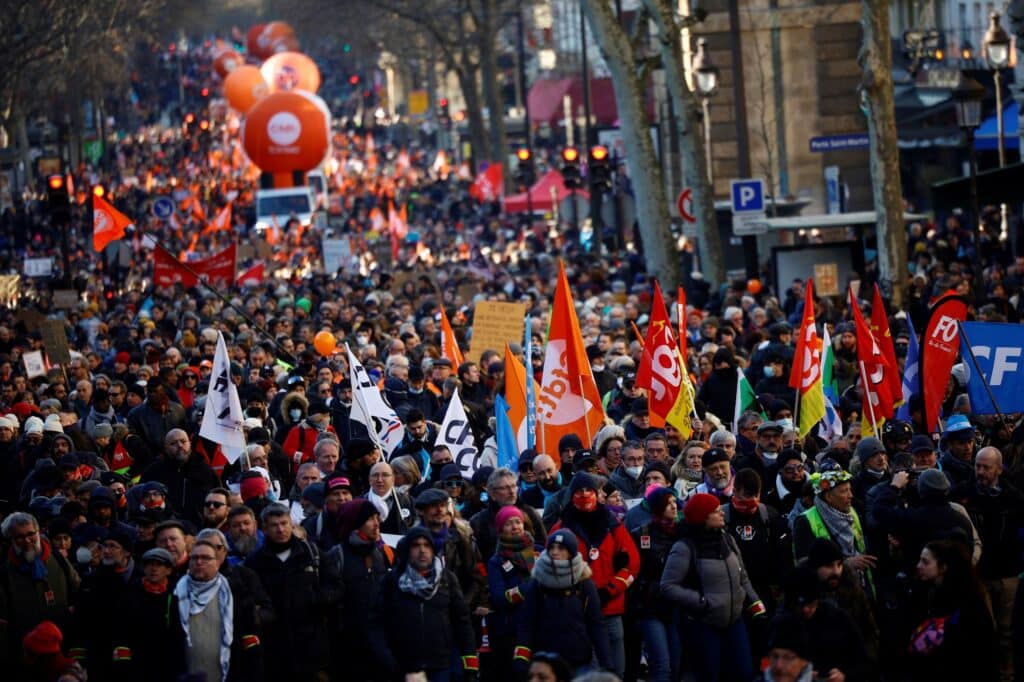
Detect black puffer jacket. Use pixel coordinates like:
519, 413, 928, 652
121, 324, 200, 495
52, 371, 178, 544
139, 452, 220, 526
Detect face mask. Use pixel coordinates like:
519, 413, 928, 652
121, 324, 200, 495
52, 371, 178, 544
356, 335, 369, 347
75, 546, 93, 564
866, 467, 885, 479
761, 451, 778, 464
290, 409, 302, 421
763, 366, 775, 378
777, 418, 794, 431
592, 363, 604, 373
409, 387, 423, 395
625, 465, 644, 479
732, 497, 760, 515
572, 489, 598, 512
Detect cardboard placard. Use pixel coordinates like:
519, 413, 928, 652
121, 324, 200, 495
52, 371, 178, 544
814, 263, 840, 297
16, 308, 46, 332
23, 258, 53, 278
40, 320, 71, 366
470, 301, 526, 358
322, 237, 353, 275
52, 289, 78, 309
23, 350, 46, 379
236, 243, 256, 262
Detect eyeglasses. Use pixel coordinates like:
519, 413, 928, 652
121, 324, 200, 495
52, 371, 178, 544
491, 484, 516, 492
13, 530, 38, 542
204, 501, 226, 508
319, 390, 331, 396
443, 479, 464, 488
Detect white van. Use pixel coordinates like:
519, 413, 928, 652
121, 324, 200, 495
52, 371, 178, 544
254, 186, 324, 232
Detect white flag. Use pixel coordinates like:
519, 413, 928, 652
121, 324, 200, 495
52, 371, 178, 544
347, 345, 405, 456
199, 333, 246, 463
437, 390, 480, 480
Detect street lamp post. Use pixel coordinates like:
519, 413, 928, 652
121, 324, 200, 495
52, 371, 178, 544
693, 38, 719, 185
984, 11, 1011, 167
953, 73, 987, 303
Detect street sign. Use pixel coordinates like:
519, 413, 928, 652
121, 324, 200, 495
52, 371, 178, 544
152, 196, 175, 219
676, 188, 695, 223
730, 179, 765, 214
732, 214, 769, 236
809, 134, 869, 153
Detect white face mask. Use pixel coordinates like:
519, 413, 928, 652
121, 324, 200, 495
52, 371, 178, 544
356, 335, 369, 347
76, 546, 93, 564
761, 451, 778, 464
625, 465, 644, 479
776, 418, 794, 431
290, 409, 302, 421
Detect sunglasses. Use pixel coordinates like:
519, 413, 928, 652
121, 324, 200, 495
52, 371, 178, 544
204, 501, 226, 508
442, 479, 464, 488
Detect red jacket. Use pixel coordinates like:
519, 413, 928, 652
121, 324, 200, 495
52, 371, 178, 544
282, 422, 338, 472
551, 508, 640, 616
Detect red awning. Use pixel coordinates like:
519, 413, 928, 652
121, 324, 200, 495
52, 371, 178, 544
527, 77, 619, 126
505, 169, 590, 214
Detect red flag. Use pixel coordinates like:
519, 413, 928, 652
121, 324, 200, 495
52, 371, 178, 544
870, 284, 903, 402
469, 163, 505, 202
849, 286, 895, 421
154, 244, 236, 289
789, 279, 818, 389
636, 281, 690, 435
92, 195, 133, 251
439, 306, 464, 368
919, 291, 969, 432
538, 261, 606, 451
237, 262, 264, 287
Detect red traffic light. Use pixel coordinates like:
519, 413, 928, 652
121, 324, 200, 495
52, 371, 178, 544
92, 185, 105, 198
515, 148, 531, 162
349, 75, 360, 85
47, 175, 64, 190
561, 147, 580, 163
200, 87, 210, 97
199, 120, 210, 130
439, 97, 448, 107
590, 145, 609, 162
184, 113, 195, 124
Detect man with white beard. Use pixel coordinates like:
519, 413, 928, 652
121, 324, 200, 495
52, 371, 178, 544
683, 447, 736, 504
0, 512, 80, 672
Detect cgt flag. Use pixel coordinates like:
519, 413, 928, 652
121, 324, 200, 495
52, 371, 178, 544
870, 284, 903, 405
199, 332, 246, 463
437, 389, 481, 480
919, 292, 968, 430
789, 278, 825, 438
636, 281, 692, 439
154, 243, 236, 289
347, 345, 405, 456
469, 163, 505, 203
850, 286, 895, 422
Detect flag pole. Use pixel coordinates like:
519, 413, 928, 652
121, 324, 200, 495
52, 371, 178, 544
152, 240, 295, 365
792, 382, 801, 435
859, 360, 879, 435
957, 322, 1006, 421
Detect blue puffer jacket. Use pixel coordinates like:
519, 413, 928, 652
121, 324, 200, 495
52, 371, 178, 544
485, 540, 540, 637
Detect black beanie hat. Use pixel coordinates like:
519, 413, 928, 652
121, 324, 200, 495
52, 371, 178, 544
805, 538, 844, 570
569, 472, 600, 495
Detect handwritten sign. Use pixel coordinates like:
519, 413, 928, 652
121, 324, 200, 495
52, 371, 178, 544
23, 258, 53, 278
470, 301, 526, 358
40, 320, 71, 366
23, 350, 46, 379
52, 289, 78, 309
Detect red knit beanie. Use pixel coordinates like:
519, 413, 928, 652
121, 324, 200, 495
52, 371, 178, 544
683, 493, 721, 526
239, 472, 268, 501
23, 621, 63, 656
495, 505, 524, 535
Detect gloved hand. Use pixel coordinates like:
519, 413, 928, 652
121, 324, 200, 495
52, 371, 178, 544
597, 587, 612, 606
747, 600, 767, 619
612, 550, 630, 571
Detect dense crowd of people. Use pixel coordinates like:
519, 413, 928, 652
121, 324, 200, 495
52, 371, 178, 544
0, 32, 1023, 682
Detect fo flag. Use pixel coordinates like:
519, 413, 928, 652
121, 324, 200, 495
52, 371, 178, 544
347, 345, 405, 456
960, 321, 1024, 414
469, 163, 504, 203
199, 333, 246, 463
438, 390, 481, 480
919, 292, 968, 431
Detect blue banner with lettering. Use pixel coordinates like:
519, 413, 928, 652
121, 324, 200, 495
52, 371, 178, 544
959, 322, 1024, 414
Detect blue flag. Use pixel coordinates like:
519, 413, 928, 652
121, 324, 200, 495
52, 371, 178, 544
960, 321, 1024, 414
895, 328, 919, 421
495, 394, 519, 471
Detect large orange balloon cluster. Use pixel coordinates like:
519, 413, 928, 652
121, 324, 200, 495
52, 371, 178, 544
224, 65, 268, 114
241, 91, 330, 173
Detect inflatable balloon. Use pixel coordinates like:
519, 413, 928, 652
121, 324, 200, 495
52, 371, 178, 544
257, 22, 298, 58
261, 52, 321, 94
314, 331, 337, 355
224, 65, 268, 113
747, 279, 763, 295
246, 23, 266, 57
213, 48, 242, 79
242, 91, 331, 173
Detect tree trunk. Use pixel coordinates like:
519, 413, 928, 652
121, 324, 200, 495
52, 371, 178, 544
862, 0, 907, 308
582, 0, 680, 291
478, 0, 507, 165
454, 62, 490, 168
644, 0, 726, 286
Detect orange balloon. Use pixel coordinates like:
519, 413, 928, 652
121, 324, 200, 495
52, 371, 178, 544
261, 52, 320, 94
257, 22, 297, 58
314, 331, 337, 356
246, 23, 267, 58
224, 65, 268, 113
747, 279, 763, 295
213, 48, 242, 79
242, 91, 331, 173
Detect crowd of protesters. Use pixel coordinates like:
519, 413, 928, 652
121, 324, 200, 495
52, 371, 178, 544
0, 33, 1022, 682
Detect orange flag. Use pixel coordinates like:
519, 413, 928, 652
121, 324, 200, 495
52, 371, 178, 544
504, 344, 541, 457
203, 202, 232, 234
538, 261, 606, 453
439, 306, 464, 368
92, 194, 133, 251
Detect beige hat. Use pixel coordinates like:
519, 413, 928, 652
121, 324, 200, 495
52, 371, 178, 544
44, 414, 64, 433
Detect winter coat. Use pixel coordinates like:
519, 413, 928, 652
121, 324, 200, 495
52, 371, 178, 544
870, 484, 976, 573
140, 452, 221, 526
368, 565, 476, 676
628, 520, 682, 619
660, 527, 759, 629
723, 502, 792, 613
281, 421, 337, 472
109, 581, 178, 682
336, 536, 393, 679
607, 466, 646, 500
470, 499, 547, 562
551, 505, 640, 616
485, 542, 538, 638
779, 600, 872, 682
68, 562, 137, 679
125, 400, 187, 453
951, 479, 1024, 579
904, 582, 998, 682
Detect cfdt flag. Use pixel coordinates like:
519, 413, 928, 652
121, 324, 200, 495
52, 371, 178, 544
849, 286, 895, 421
437, 390, 481, 480
960, 321, 1024, 414
504, 344, 540, 457
199, 332, 246, 463
347, 345, 405, 456
919, 292, 968, 431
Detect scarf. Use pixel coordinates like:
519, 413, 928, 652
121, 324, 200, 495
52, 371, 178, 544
142, 578, 168, 595
561, 504, 614, 550
497, 533, 536, 574
8, 539, 50, 581
367, 489, 391, 522
531, 551, 592, 590
398, 556, 444, 599
175, 573, 234, 682
814, 496, 857, 557
428, 525, 449, 557
702, 471, 735, 501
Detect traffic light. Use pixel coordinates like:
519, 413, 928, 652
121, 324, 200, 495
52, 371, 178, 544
588, 145, 612, 193
349, 75, 360, 85
560, 147, 581, 189
46, 174, 71, 226
514, 148, 535, 188
91, 184, 106, 199
438, 97, 451, 129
